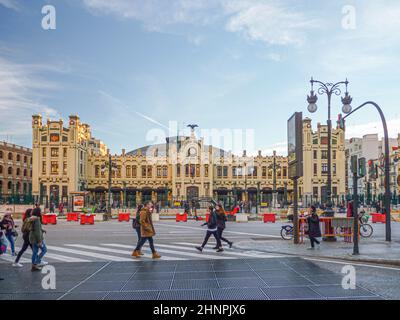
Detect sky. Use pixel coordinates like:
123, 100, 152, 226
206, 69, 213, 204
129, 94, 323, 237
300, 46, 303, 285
0, 0, 400, 156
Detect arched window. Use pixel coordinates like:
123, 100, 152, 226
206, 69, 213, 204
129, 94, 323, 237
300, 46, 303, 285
16, 168, 20, 176
24, 156, 27, 163
24, 169, 27, 177
8, 167, 12, 175
8, 152, 13, 161
16, 182, 20, 193
0, 151, 3, 159
0, 165, 2, 174
8, 181, 12, 191
16, 154, 20, 162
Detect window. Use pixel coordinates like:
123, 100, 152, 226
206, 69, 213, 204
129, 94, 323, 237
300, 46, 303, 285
333, 164, 337, 175
42, 148, 46, 157
0, 151, 2, 159
313, 163, 318, 176
217, 166, 222, 178
204, 165, 209, 177
24, 156, 27, 163
8, 181, 12, 191
196, 165, 200, 177
24, 169, 27, 177
95, 165, 100, 178
163, 166, 168, 177
157, 166, 162, 178
0, 166, 2, 174
333, 151, 337, 160
126, 165, 131, 178
322, 164, 328, 174
51, 161, 58, 174
321, 150, 328, 160
16, 154, 20, 162
333, 187, 338, 196
185, 164, 189, 177
252, 166, 257, 177
313, 187, 318, 196
223, 166, 228, 178
268, 167, 272, 179
16, 168, 20, 176
313, 150, 318, 159
8, 152, 13, 161
176, 164, 181, 177
63, 148, 67, 157
132, 166, 137, 178
8, 167, 12, 175
51, 148, 59, 157
146, 166, 152, 178
283, 167, 287, 178
63, 162, 67, 175
262, 166, 267, 178
141, 166, 146, 178
117, 166, 122, 178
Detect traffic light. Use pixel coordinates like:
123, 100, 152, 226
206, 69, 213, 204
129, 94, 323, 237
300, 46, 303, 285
368, 160, 374, 179
338, 114, 346, 130
358, 157, 366, 178
351, 155, 358, 175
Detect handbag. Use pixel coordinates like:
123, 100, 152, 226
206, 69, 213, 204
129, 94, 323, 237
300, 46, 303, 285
0, 233, 9, 254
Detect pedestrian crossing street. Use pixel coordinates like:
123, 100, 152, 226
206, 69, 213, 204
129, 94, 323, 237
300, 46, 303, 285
0, 242, 282, 264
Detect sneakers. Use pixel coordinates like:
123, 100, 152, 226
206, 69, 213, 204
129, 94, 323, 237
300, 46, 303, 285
131, 250, 141, 258
31, 265, 42, 272
11, 252, 17, 257
212, 246, 218, 250
12, 262, 23, 268
37, 261, 48, 267
229, 242, 233, 249
307, 247, 315, 250
195, 246, 203, 252
152, 252, 161, 259
216, 248, 224, 253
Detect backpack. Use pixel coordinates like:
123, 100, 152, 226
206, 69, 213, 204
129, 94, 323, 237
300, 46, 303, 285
21, 218, 34, 234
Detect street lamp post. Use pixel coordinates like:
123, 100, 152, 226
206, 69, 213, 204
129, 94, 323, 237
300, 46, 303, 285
269, 150, 281, 209
101, 152, 118, 220
307, 78, 352, 211
342, 101, 392, 242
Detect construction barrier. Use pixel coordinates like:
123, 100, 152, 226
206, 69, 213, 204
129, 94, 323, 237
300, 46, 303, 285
118, 212, 130, 222
176, 213, 188, 222
66, 212, 80, 222
42, 214, 57, 225
263, 213, 276, 223
371, 213, 386, 224
80, 214, 95, 225
298, 217, 355, 244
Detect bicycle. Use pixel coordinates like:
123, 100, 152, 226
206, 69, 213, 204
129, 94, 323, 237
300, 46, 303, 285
335, 212, 373, 238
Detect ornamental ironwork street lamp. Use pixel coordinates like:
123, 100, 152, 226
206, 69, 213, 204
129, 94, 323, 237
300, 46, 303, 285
306, 78, 353, 210
268, 150, 281, 208
101, 152, 118, 219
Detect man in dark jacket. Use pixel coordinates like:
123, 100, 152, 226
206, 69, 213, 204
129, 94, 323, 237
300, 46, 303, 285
307, 206, 322, 250
196, 206, 223, 252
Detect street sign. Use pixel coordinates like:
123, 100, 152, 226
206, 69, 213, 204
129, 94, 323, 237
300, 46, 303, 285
287, 112, 303, 179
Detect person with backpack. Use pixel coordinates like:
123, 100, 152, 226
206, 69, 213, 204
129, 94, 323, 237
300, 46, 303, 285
30, 207, 48, 271
215, 204, 233, 249
1, 209, 18, 256
196, 205, 223, 252
131, 204, 144, 257
307, 205, 322, 250
131, 201, 161, 259
12, 208, 34, 267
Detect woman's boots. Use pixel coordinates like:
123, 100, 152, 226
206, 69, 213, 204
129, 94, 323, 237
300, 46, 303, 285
152, 252, 161, 259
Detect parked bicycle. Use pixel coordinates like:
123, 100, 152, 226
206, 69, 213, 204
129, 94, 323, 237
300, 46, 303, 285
335, 211, 373, 238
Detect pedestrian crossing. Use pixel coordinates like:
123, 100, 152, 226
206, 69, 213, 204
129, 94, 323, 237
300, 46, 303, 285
0, 241, 281, 265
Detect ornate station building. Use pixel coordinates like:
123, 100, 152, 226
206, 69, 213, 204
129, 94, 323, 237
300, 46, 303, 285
32, 114, 347, 208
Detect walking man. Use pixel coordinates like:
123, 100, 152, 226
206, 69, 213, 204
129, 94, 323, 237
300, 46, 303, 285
132, 201, 161, 259
307, 205, 322, 250
196, 206, 223, 252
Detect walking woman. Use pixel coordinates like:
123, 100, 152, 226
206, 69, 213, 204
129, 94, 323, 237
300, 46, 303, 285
30, 207, 48, 271
131, 204, 144, 257
215, 204, 233, 249
307, 205, 322, 250
132, 201, 161, 259
12, 208, 33, 267
196, 206, 223, 252
1, 209, 18, 256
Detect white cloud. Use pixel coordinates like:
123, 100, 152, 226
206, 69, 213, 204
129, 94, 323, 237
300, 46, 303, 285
0, 56, 61, 145
261, 141, 288, 156
223, 0, 318, 47
0, 0, 19, 11
346, 118, 400, 140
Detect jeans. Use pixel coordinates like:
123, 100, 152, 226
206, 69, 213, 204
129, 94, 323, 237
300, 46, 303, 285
201, 230, 221, 248
5, 233, 15, 254
15, 234, 31, 263
310, 237, 320, 248
135, 237, 155, 253
31, 241, 47, 265
217, 228, 231, 245
134, 227, 141, 242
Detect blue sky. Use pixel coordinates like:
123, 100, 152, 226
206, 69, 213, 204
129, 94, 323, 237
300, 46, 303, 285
1, 0, 400, 155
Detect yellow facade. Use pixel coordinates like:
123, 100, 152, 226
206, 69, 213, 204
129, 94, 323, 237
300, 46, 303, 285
32, 114, 346, 208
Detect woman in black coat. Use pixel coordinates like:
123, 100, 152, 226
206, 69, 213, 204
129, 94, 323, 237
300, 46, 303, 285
196, 206, 223, 252
307, 206, 322, 249
215, 205, 233, 249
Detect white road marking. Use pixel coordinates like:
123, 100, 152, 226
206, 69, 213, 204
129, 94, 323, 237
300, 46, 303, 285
154, 223, 282, 238
0, 253, 31, 263
65, 244, 184, 261
101, 243, 236, 260
46, 245, 131, 262
174, 242, 283, 259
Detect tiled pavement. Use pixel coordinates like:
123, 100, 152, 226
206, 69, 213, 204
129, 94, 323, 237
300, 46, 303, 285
0, 257, 383, 300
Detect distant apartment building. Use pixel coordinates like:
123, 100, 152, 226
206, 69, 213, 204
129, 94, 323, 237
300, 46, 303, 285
0, 141, 33, 203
